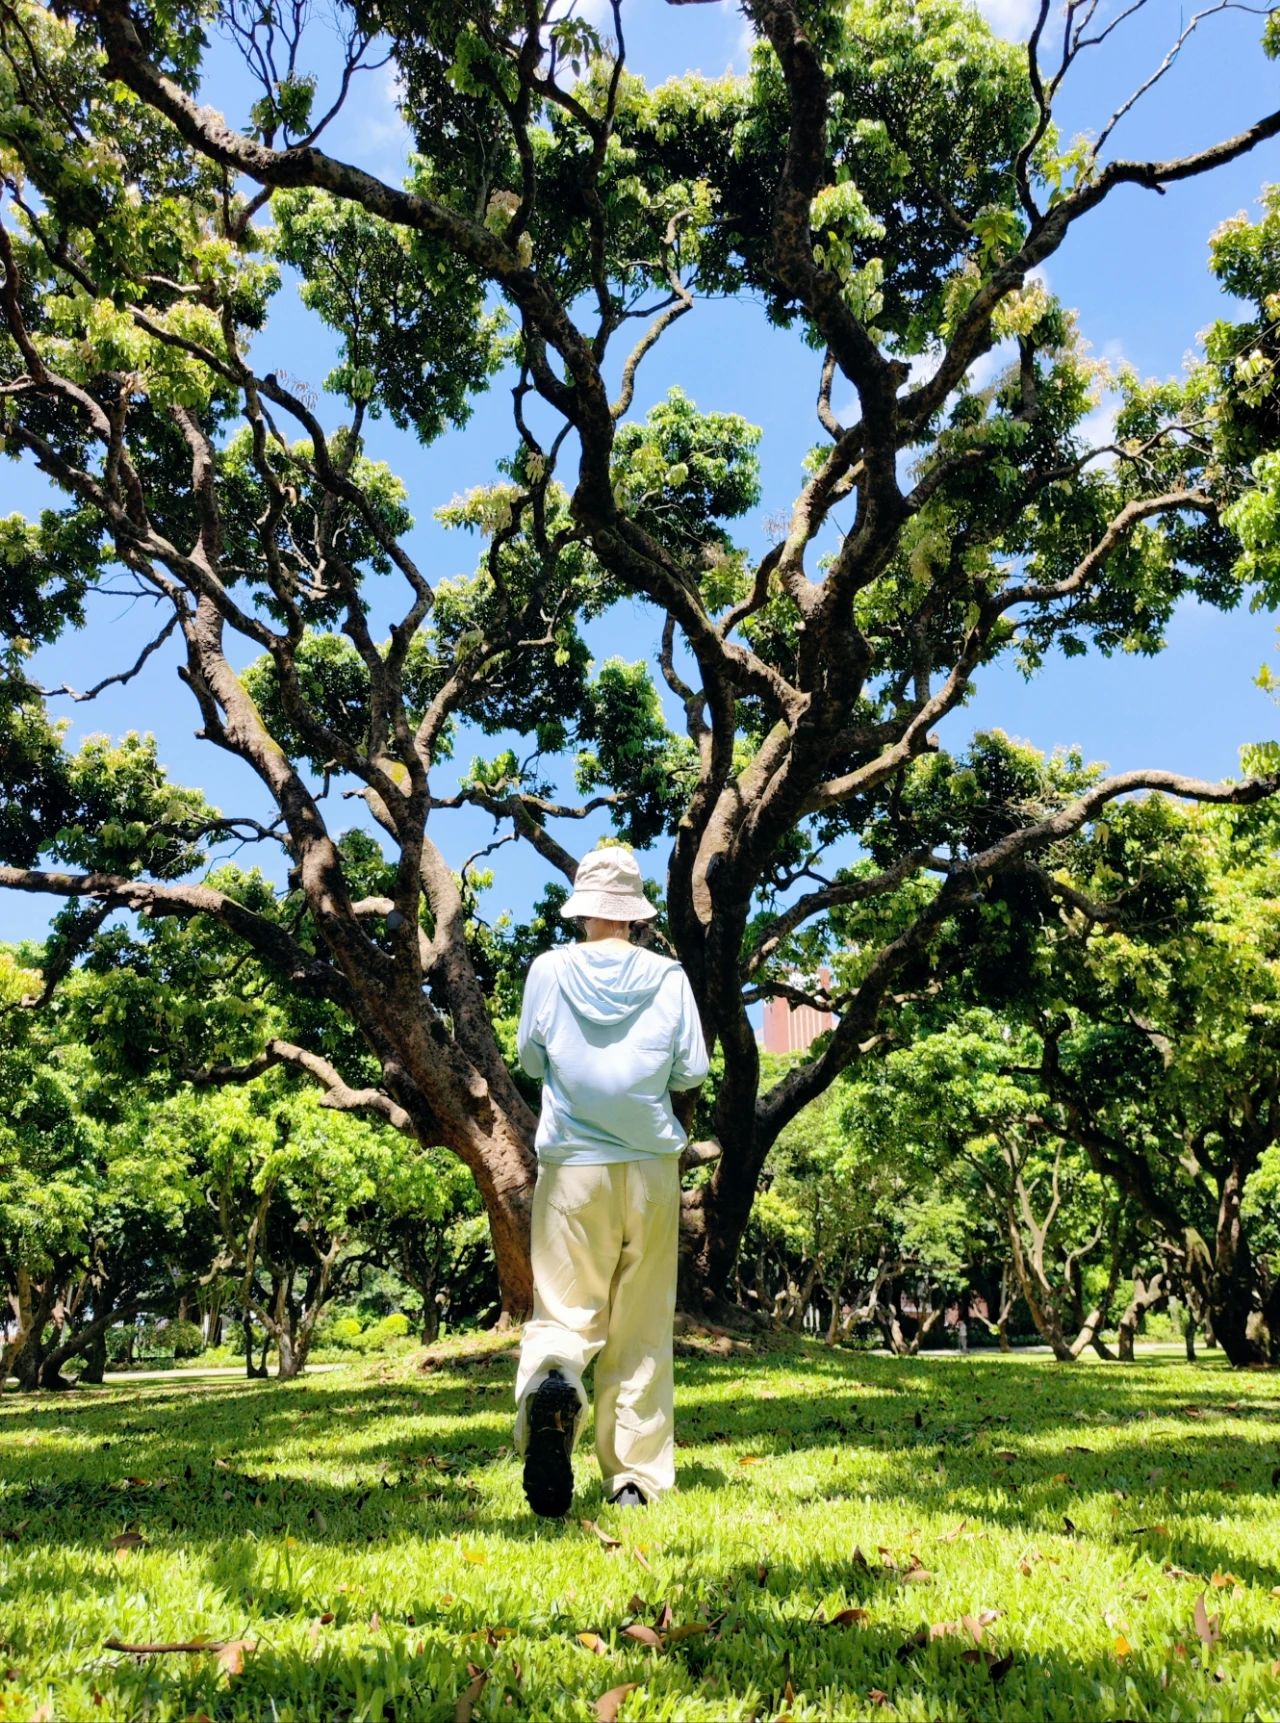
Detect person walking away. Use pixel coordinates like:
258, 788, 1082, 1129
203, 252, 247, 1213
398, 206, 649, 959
513, 847, 709, 1518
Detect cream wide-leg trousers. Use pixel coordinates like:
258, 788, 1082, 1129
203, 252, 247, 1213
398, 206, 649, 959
514, 1156, 680, 1501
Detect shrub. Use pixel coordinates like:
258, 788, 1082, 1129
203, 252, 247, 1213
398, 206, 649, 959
350, 1313, 412, 1353
167, 1319, 205, 1359
326, 1316, 366, 1349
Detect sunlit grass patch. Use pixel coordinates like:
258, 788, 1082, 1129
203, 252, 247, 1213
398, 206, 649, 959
3, 1345, 1279, 1720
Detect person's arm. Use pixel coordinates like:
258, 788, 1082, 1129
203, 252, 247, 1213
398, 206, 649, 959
668, 969, 709, 1092
517, 959, 550, 1081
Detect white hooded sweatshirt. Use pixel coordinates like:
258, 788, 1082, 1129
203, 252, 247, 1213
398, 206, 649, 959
517, 942, 709, 1164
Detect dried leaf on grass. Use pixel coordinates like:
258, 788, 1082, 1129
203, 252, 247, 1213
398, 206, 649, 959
621, 1624, 663, 1650
216, 1641, 255, 1677
577, 1633, 608, 1656
106, 1532, 147, 1551
582, 1520, 621, 1551
595, 1684, 638, 1723
1194, 1593, 1222, 1649
826, 1608, 870, 1628
453, 1666, 488, 1723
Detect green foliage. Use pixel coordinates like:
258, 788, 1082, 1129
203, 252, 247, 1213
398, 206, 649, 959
271, 189, 505, 443
610, 389, 762, 580
576, 658, 698, 847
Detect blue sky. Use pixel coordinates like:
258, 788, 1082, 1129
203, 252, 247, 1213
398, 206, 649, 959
6, 0, 1280, 944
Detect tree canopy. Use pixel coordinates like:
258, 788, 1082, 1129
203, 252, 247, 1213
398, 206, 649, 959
2, 0, 1279, 1329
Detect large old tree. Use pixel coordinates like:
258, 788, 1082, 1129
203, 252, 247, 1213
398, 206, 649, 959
2, 0, 1279, 1319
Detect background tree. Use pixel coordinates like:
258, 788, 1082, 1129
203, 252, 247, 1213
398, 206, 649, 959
0, 948, 203, 1387
1, 0, 1279, 1320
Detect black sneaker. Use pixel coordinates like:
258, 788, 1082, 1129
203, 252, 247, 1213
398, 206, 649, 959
522, 1370, 580, 1519
610, 1483, 647, 1508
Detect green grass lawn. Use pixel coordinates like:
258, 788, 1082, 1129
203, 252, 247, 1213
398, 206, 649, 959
4, 1338, 1280, 1721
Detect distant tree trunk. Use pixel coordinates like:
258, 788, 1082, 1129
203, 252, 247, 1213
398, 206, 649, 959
877, 1281, 943, 1356
242, 1307, 269, 1379
36, 1296, 144, 1389
1206, 1158, 1275, 1365
994, 1264, 1016, 1351
80, 1329, 108, 1384
1115, 1271, 1166, 1362
4, 1270, 60, 1389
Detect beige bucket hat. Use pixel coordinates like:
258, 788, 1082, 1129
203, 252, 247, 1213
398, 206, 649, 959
560, 847, 657, 922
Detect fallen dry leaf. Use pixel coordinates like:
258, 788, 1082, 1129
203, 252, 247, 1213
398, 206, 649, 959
577, 1632, 608, 1656
852, 1546, 870, 1570
757, 1563, 769, 1586
1113, 1635, 1132, 1660
454, 1667, 488, 1723
215, 1640, 255, 1678
595, 1684, 638, 1723
653, 1602, 674, 1632
106, 1532, 147, 1551
989, 1651, 1014, 1684
1194, 1593, 1222, 1649
582, 1520, 621, 1551
826, 1608, 870, 1628
868, 1690, 889, 1707
938, 1521, 968, 1544
621, 1624, 663, 1650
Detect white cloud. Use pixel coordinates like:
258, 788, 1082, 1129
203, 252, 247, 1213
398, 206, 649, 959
362, 63, 412, 167
972, 0, 1042, 41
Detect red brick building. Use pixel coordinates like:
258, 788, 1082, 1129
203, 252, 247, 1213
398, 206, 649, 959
761, 969, 835, 1055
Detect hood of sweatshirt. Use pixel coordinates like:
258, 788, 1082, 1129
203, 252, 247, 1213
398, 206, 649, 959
553, 942, 677, 1027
